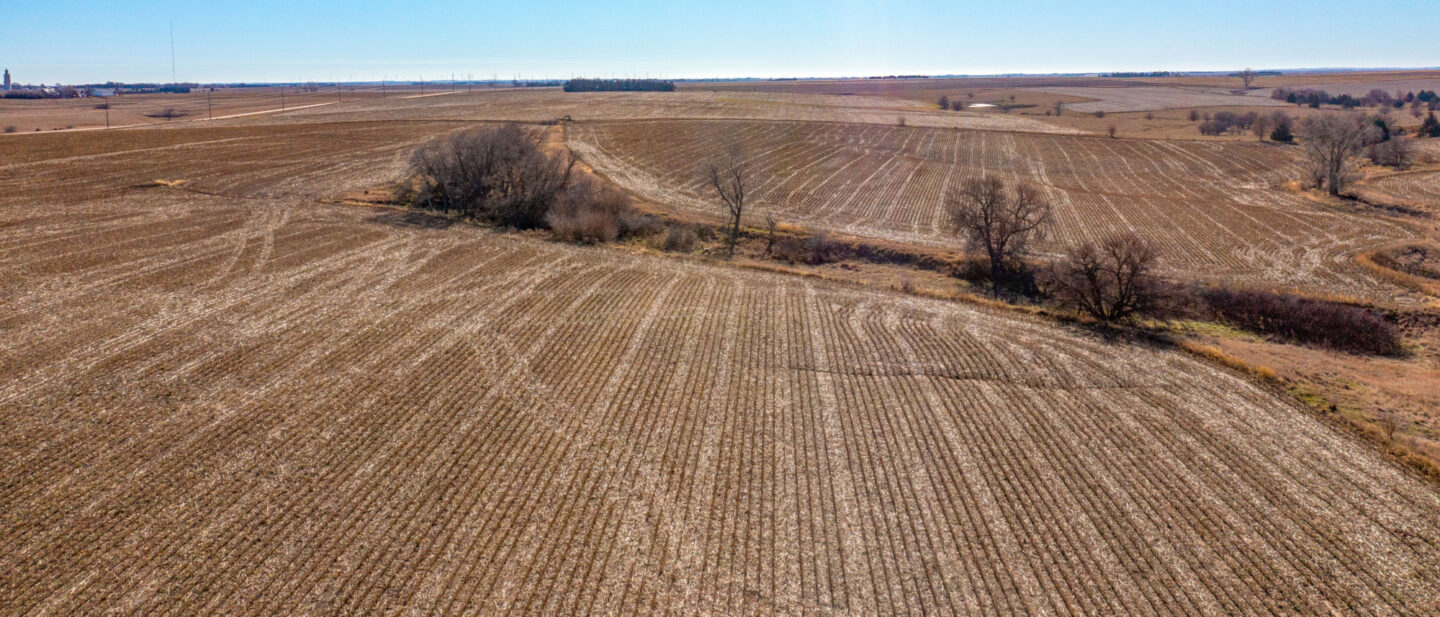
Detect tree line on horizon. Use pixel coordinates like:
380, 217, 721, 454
563, 78, 676, 93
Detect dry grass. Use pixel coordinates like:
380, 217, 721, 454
1197, 332, 1440, 483
1175, 339, 1281, 383
1357, 246, 1440, 297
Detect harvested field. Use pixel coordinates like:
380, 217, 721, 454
1030, 86, 1289, 113
0, 86, 354, 133
219, 88, 1081, 134
688, 79, 1098, 109
1356, 170, 1440, 214
4, 122, 1440, 616
0, 120, 462, 206
569, 119, 1414, 297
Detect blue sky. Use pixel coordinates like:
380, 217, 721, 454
4, 0, 1438, 84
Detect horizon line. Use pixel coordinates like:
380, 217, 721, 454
8, 65, 1440, 88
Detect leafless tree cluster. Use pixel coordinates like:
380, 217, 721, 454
1369, 137, 1414, 169
945, 176, 1051, 295
403, 123, 575, 228
1047, 234, 1163, 323
1198, 111, 1261, 136
1298, 114, 1369, 195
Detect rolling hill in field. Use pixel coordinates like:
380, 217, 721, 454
2, 120, 1439, 616
569, 118, 1416, 297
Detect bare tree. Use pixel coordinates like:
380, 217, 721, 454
1238, 68, 1258, 89
1369, 136, 1413, 168
944, 176, 1051, 296
1052, 100, 1064, 116
938, 95, 949, 110
763, 213, 781, 256
1299, 114, 1368, 195
703, 144, 754, 258
1048, 233, 1163, 324
1251, 113, 1273, 141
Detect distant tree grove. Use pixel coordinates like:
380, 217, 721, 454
1271, 87, 1439, 110
563, 79, 676, 93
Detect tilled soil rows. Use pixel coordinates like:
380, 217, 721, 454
2, 125, 1438, 616
569, 119, 1419, 299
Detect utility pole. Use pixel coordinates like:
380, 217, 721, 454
467, 73, 472, 93
280, 85, 285, 111
337, 78, 342, 103
381, 77, 386, 99
207, 89, 212, 120
105, 100, 110, 129
420, 77, 425, 96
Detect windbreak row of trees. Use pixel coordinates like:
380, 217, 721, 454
1296, 112, 1430, 191
938, 174, 1398, 352
1102, 71, 1176, 78
1272, 87, 1440, 110
562, 78, 675, 93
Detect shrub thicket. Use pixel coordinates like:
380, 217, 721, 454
546, 176, 633, 243
1195, 287, 1403, 356
402, 124, 575, 229
661, 225, 699, 252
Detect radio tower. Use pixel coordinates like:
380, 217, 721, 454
169, 22, 177, 83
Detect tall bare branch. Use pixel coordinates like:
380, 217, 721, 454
703, 144, 754, 258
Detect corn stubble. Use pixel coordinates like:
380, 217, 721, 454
1, 112, 1439, 616
569, 119, 1415, 300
